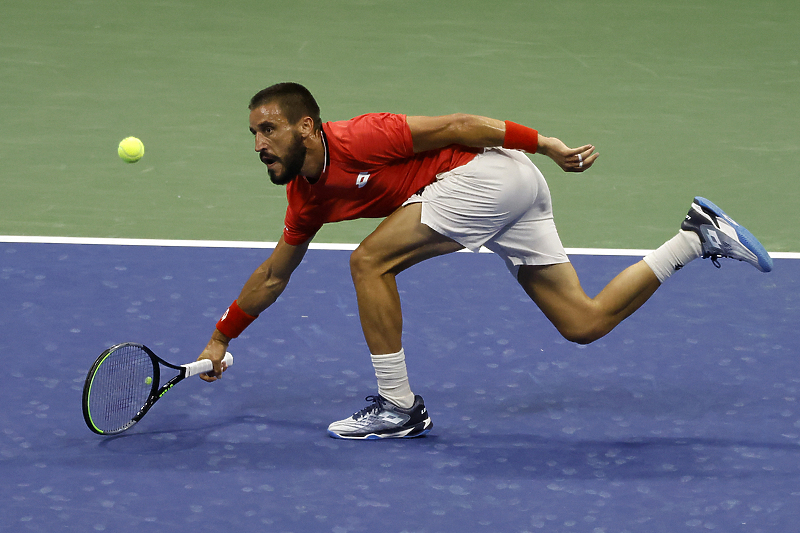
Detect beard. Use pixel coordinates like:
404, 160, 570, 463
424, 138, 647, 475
267, 132, 307, 185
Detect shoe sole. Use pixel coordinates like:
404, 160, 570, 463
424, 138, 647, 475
693, 196, 773, 272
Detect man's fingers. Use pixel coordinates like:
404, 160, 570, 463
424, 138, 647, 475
581, 151, 599, 168
197, 357, 226, 382
199, 372, 218, 382
569, 144, 593, 156
567, 146, 597, 172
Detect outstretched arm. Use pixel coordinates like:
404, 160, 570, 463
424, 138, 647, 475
406, 114, 598, 172
197, 236, 310, 381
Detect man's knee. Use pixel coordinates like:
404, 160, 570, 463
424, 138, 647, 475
349, 244, 381, 282
556, 319, 608, 345
560, 327, 601, 345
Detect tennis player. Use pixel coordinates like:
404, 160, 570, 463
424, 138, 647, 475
198, 82, 772, 440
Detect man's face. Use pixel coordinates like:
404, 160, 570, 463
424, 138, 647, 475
249, 102, 307, 185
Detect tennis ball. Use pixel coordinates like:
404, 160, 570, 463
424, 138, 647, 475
118, 136, 144, 163
145, 376, 152, 385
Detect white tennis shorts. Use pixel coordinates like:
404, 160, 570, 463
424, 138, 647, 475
404, 148, 568, 276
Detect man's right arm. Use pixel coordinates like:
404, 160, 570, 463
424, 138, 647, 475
198, 235, 310, 381
407, 114, 598, 172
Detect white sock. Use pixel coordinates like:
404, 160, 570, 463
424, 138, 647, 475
643, 230, 703, 283
371, 349, 415, 409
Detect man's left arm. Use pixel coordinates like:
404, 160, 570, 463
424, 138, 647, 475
406, 114, 598, 173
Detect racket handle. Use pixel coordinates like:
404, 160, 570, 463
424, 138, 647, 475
183, 352, 234, 378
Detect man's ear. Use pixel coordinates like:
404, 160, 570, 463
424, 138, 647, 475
299, 116, 316, 138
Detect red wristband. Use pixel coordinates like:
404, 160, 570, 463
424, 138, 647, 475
216, 300, 258, 339
503, 121, 538, 154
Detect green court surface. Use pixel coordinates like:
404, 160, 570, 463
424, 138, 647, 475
1, 0, 797, 250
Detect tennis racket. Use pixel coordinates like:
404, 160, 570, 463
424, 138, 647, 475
81, 342, 233, 435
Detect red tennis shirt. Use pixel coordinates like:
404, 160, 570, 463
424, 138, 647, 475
282, 113, 480, 245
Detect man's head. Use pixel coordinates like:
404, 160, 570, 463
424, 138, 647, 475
249, 82, 321, 133
248, 83, 321, 185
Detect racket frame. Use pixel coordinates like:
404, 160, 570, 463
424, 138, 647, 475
82, 342, 230, 435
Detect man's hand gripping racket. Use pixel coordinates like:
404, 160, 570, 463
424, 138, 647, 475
197, 334, 232, 383
82, 342, 233, 435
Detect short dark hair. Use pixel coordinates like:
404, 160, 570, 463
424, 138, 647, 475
249, 82, 321, 131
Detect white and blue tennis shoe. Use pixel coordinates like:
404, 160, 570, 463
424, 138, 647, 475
328, 394, 432, 439
681, 196, 773, 272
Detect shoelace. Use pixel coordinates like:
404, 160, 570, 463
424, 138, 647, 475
352, 395, 386, 420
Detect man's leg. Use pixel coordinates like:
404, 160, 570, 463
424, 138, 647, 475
517, 195, 774, 344
327, 203, 463, 440
349, 202, 464, 355
517, 260, 661, 345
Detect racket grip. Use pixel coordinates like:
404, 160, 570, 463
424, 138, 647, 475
183, 352, 234, 378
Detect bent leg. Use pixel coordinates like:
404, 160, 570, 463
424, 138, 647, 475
518, 260, 660, 344
350, 202, 464, 355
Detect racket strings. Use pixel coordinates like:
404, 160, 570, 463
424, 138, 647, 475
88, 345, 154, 432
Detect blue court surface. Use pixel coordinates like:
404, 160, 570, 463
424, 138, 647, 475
2, 242, 798, 533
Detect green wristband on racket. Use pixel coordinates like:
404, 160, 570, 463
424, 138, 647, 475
503, 121, 539, 154
216, 300, 258, 339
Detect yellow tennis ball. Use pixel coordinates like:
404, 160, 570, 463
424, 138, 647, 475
145, 376, 152, 385
118, 136, 144, 163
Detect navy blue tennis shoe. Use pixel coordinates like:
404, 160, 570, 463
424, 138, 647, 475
328, 394, 432, 440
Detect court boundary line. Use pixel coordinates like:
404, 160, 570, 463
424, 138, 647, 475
1, 235, 798, 259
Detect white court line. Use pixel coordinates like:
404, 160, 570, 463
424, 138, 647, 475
0, 235, 798, 259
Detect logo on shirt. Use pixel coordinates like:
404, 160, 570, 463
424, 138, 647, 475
356, 172, 371, 188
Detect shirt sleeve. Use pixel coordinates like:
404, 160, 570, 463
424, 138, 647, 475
333, 113, 415, 166
282, 181, 322, 246
283, 207, 321, 246
282, 220, 319, 247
